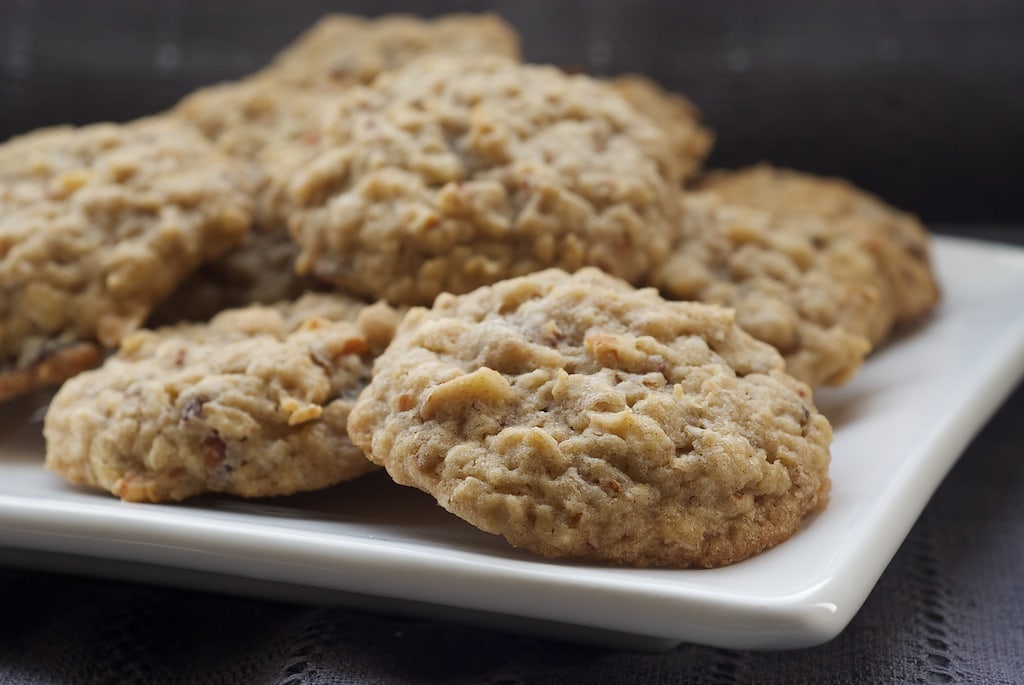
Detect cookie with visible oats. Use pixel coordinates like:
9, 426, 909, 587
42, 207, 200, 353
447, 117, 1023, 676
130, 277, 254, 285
163, 12, 517, 323
609, 74, 713, 182
156, 77, 333, 323
276, 55, 682, 306
348, 268, 832, 568
265, 12, 521, 88
698, 164, 941, 340
44, 294, 400, 502
0, 117, 255, 400
650, 193, 879, 387
171, 77, 332, 168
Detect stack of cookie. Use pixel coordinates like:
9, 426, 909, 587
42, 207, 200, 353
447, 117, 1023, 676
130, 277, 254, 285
0, 13, 940, 568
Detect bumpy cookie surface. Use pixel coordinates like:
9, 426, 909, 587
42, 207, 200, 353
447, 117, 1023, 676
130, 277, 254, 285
0, 118, 255, 399
699, 164, 940, 338
348, 268, 832, 568
45, 294, 400, 502
156, 78, 333, 322
172, 77, 332, 167
609, 74, 713, 182
278, 55, 682, 305
265, 13, 521, 88
167, 11, 516, 320
650, 193, 878, 387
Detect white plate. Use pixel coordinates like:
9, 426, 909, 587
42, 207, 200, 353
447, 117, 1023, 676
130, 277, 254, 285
2, 235, 1023, 650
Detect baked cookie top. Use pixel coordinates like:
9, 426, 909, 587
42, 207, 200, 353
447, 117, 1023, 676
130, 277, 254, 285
609, 74, 713, 182
348, 268, 832, 568
0, 117, 255, 400
650, 193, 878, 387
44, 293, 401, 502
160, 78, 331, 323
276, 55, 682, 305
166, 18, 516, 324
265, 12, 521, 88
171, 77, 332, 167
698, 164, 940, 335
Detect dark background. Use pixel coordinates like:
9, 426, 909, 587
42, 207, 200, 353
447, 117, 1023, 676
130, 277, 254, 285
1, 0, 1022, 226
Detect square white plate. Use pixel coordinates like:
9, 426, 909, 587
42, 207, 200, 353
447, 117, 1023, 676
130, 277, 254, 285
2, 235, 1023, 650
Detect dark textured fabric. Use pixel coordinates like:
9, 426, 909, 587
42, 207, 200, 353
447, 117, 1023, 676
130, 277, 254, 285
1, 0, 1023, 225
1, 373, 1022, 684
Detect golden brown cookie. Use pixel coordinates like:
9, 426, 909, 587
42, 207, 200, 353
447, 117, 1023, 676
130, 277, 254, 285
609, 74, 713, 182
275, 55, 683, 306
264, 12, 521, 88
0, 117, 255, 400
0, 337, 102, 403
44, 294, 400, 502
348, 268, 832, 568
171, 77, 331, 167
165, 12, 520, 322
698, 164, 941, 340
155, 78, 334, 323
650, 193, 878, 387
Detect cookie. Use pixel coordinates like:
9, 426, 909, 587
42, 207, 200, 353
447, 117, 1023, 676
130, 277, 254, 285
276, 55, 682, 305
171, 77, 331, 167
650, 193, 877, 387
154, 78, 334, 323
348, 268, 832, 568
0, 117, 255, 400
146, 226, 317, 325
44, 293, 401, 502
609, 74, 713, 182
0, 337, 102, 403
265, 12, 521, 89
698, 164, 941, 339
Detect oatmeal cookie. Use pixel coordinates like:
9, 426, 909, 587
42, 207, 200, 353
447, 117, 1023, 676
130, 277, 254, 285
348, 268, 832, 568
698, 164, 940, 338
44, 294, 401, 502
155, 78, 333, 322
650, 193, 878, 387
146, 225, 317, 325
265, 13, 521, 88
0, 117, 255, 400
163, 13, 521, 318
277, 55, 682, 305
171, 77, 331, 167
0, 337, 102, 403
609, 74, 713, 182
